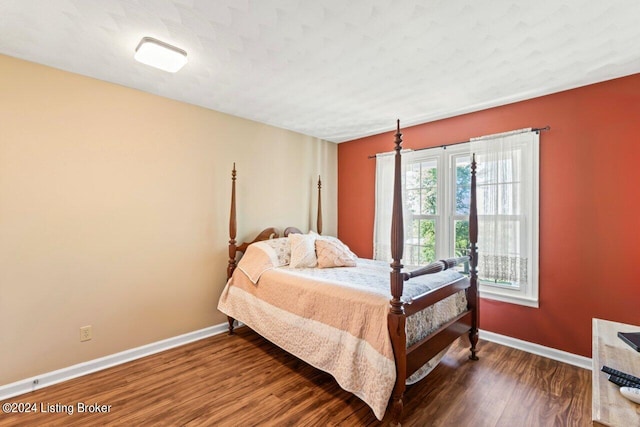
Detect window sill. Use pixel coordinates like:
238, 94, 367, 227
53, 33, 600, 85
479, 287, 539, 308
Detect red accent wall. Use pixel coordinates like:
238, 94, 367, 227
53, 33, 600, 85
338, 73, 640, 357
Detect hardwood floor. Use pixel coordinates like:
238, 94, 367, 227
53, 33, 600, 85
0, 328, 591, 426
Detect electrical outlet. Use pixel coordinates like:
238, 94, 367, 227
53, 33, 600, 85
80, 325, 92, 342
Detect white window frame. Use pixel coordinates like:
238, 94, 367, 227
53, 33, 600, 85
405, 141, 539, 307
404, 153, 441, 265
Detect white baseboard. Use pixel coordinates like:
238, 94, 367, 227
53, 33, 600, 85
1, 324, 591, 402
0, 323, 229, 401
480, 329, 592, 370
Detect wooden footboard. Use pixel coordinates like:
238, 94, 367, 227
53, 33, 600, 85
403, 275, 473, 376
388, 121, 479, 425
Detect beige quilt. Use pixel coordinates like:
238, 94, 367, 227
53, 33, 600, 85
218, 242, 467, 420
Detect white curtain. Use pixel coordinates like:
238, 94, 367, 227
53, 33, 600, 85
373, 150, 413, 261
471, 129, 539, 286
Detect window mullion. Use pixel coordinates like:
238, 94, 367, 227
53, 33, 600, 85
440, 150, 452, 260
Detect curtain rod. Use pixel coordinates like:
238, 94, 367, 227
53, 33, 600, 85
367, 126, 550, 159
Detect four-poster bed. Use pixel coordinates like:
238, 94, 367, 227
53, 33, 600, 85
218, 121, 479, 425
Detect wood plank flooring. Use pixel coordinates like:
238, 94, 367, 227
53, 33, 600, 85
0, 327, 591, 426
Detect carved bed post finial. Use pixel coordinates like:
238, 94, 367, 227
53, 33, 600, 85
468, 153, 479, 360
317, 175, 323, 235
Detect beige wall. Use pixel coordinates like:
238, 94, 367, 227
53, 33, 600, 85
0, 54, 337, 385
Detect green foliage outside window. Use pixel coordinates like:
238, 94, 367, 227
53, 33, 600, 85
409, 159, 471, 268
455, 162, 471, 256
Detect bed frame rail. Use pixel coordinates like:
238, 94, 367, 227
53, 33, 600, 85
403, 277, 470, 316
405, 310, 473, 376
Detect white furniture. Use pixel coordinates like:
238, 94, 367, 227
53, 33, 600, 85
592, 318, 640, 426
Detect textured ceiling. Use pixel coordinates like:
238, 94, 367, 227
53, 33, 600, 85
1, 0, 640, 143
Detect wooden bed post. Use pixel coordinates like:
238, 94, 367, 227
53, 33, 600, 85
317, 176, 323, 235
468, 154, 479, 359
388, 120, 407, 426
227, 163, 237, 334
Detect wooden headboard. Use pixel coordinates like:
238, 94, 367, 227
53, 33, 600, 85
226, 164, 322, 279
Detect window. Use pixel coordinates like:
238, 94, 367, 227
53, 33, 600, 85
405, 158, 438, 265
399, 130, 539, 307
404, 147, 473, 274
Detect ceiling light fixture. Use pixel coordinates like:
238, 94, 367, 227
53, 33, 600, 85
134, 37, 187, 73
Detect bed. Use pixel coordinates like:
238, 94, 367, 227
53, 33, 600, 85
218, 121, 479, 425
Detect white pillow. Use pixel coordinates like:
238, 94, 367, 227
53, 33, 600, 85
259, 237, 291, 266
289, 233, 317, 268
315, 236, 357, 268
